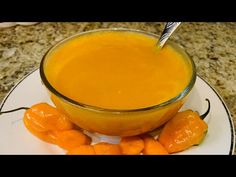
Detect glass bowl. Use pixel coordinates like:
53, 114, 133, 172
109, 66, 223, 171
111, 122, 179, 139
39, 28, 196, 137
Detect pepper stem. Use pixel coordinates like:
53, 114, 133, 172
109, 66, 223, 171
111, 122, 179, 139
200, 99, 211, 120
0, 107, 29, 115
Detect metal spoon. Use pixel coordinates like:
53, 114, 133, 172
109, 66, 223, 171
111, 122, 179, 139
157, 22, 181, 49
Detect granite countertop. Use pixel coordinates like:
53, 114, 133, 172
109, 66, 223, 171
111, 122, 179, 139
0, 22, 236, 153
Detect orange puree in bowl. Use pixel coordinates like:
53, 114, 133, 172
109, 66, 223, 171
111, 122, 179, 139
45, 31, 191, 110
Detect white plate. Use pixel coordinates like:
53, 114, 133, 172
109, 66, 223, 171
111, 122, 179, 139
0, 69, 235, 155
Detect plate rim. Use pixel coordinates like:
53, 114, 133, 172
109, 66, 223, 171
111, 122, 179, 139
197, 75, 235, 155
0, 68, 235, 154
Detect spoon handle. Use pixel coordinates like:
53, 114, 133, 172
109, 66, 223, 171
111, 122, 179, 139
158, 22, 181, 49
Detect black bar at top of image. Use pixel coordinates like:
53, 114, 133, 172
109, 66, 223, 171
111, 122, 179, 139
0, 1, 235, 22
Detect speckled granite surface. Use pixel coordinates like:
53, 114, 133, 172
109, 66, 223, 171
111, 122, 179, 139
0, 22, 236, 153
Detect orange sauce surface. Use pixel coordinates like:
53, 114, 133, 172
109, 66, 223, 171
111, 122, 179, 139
45, 31, 191, 109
